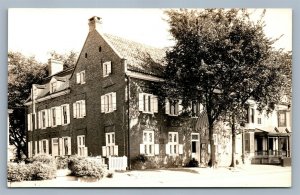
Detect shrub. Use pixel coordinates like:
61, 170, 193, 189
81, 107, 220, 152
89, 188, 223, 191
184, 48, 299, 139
30, 162, 57, 180
186, 158, 199, 167
7, 155, 57, 182
7, 163, 31, 182
68, 156, 107, 179
56, 156, 69, 169
32, 154, 56, 165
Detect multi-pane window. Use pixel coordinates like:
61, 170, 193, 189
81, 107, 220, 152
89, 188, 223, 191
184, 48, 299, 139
41, 110, 47, 128
165, 99, 182, 116
51, 138, 59, 157
191, 101, 204, 117
102, 132, 118, 156
278, 111, 287, 127
76, 70, 86, 84
257, 113, 262, 125
103, 61, 112, 77
51, 107, 56, 126
138, 93, 158, 114
168, 132, 178, 154
51, 81, 57, 93
142, 131, 154, 156
250, 108, 255, 123
77, 135, 87, 157
101, 92, 116, 113
73, 100, 86, 118
61, 104, 70, 125
39, 139, 49, 154
60, 137, 71, 156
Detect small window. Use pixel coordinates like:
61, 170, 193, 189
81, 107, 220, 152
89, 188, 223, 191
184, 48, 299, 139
99, 46, 102, 52
103, 61, 112, 77
165, 99, 182, 116
85, 53, 87, 58
73, 100, 86, 118
76, 71, 85, 84
51, 81, 57, 93
168, 132, 179, 155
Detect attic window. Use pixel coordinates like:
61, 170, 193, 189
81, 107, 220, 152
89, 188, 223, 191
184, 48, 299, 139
99, 46, 102, 52
51, 81, 57, 93
85, 53, 88, 58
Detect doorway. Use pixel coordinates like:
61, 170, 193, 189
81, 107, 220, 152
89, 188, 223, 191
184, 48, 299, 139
191, 133, 200, 162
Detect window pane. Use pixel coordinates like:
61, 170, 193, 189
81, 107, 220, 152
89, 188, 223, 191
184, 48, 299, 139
144, 132, 147, 142
174, 134, 177, 142
108, 134, 110, 144
112, 133, 115, 144
148, 96, 151, 112
149, 145, 152, 154
169, 133, 172, 142
149, 133, 152, 142
174, 145, 177, 154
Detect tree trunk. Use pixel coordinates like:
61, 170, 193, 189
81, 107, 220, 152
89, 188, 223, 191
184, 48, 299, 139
208, 124, 216, 168
230, 115, 236, 167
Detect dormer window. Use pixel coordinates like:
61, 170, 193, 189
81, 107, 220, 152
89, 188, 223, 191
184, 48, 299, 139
51, 81, 57, 93
103, 61, 112, 77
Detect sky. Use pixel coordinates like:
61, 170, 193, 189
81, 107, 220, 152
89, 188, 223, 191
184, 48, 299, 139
8, 8, 292, 63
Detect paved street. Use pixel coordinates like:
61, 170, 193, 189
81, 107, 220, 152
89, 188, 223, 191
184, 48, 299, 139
8, 165, 291, 188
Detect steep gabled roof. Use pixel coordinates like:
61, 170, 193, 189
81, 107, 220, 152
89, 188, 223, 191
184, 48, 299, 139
103, 33, 167, 76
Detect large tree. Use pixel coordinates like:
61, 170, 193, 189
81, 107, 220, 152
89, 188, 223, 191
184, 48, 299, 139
8, 51, 47, 160
163, 9, 288, 167
8, 51, 78, 160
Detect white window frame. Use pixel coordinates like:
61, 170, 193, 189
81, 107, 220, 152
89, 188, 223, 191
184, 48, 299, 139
76, 70, 86, 84
41, 110, 47, 129
101, 92, 117, 113
73, 100, 86, 118
278, 111, 287, 127
142, 131, 155, 156
77, 135, 87, 157
103, 61, 112, 77
51, 138, 59, 157
50, 81, 57, 93
102, 132, 118, 157
165, 99, 182, 116
138, 93, 158, 114
167, 132, 179, 155
61, 104, 70, 125
191, 101, 204, 118
60, 137, 71, 156
39, 139, 49, 154
51, 107, 56, 127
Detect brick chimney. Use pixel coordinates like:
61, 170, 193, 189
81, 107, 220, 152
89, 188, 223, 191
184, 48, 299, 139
48, 59, 63, 76
88, 16, 102, 32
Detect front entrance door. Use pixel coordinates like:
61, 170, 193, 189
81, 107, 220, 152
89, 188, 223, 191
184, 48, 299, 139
191, 133, 200, 162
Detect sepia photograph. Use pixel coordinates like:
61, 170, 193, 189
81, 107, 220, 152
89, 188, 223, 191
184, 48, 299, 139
7, 8, 292, 187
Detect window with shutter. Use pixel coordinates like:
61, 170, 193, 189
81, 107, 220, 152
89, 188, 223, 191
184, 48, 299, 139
61, 104, 68, 125
105, 132, 117, 156
138, 93, 158, 114
167, 132, 179, 155
77, 135, 87, 157
142, 131, 155, 156
101, 92, 117, 113
61, 137, 71, 156
51, 107, 56, 127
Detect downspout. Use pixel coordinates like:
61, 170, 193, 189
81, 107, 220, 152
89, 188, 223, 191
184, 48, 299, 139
126, 75, 131, 170
123, 58, 131, 170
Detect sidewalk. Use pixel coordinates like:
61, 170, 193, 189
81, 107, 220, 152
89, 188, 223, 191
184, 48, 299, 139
8, 164, 291, 188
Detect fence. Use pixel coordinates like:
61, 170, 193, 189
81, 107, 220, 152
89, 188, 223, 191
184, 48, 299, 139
108, 156, 127, 171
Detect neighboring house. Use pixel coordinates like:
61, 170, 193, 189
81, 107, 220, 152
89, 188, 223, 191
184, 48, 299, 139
24, 16, 289, 168
243, 99, 292, 165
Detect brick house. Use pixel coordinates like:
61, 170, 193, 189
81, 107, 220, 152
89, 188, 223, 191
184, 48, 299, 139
25, 16, 290, 168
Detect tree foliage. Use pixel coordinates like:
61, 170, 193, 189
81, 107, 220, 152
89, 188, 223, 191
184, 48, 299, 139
8, 51, 47, 160
162, 9, 291, 167
49, 50, 78, 69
